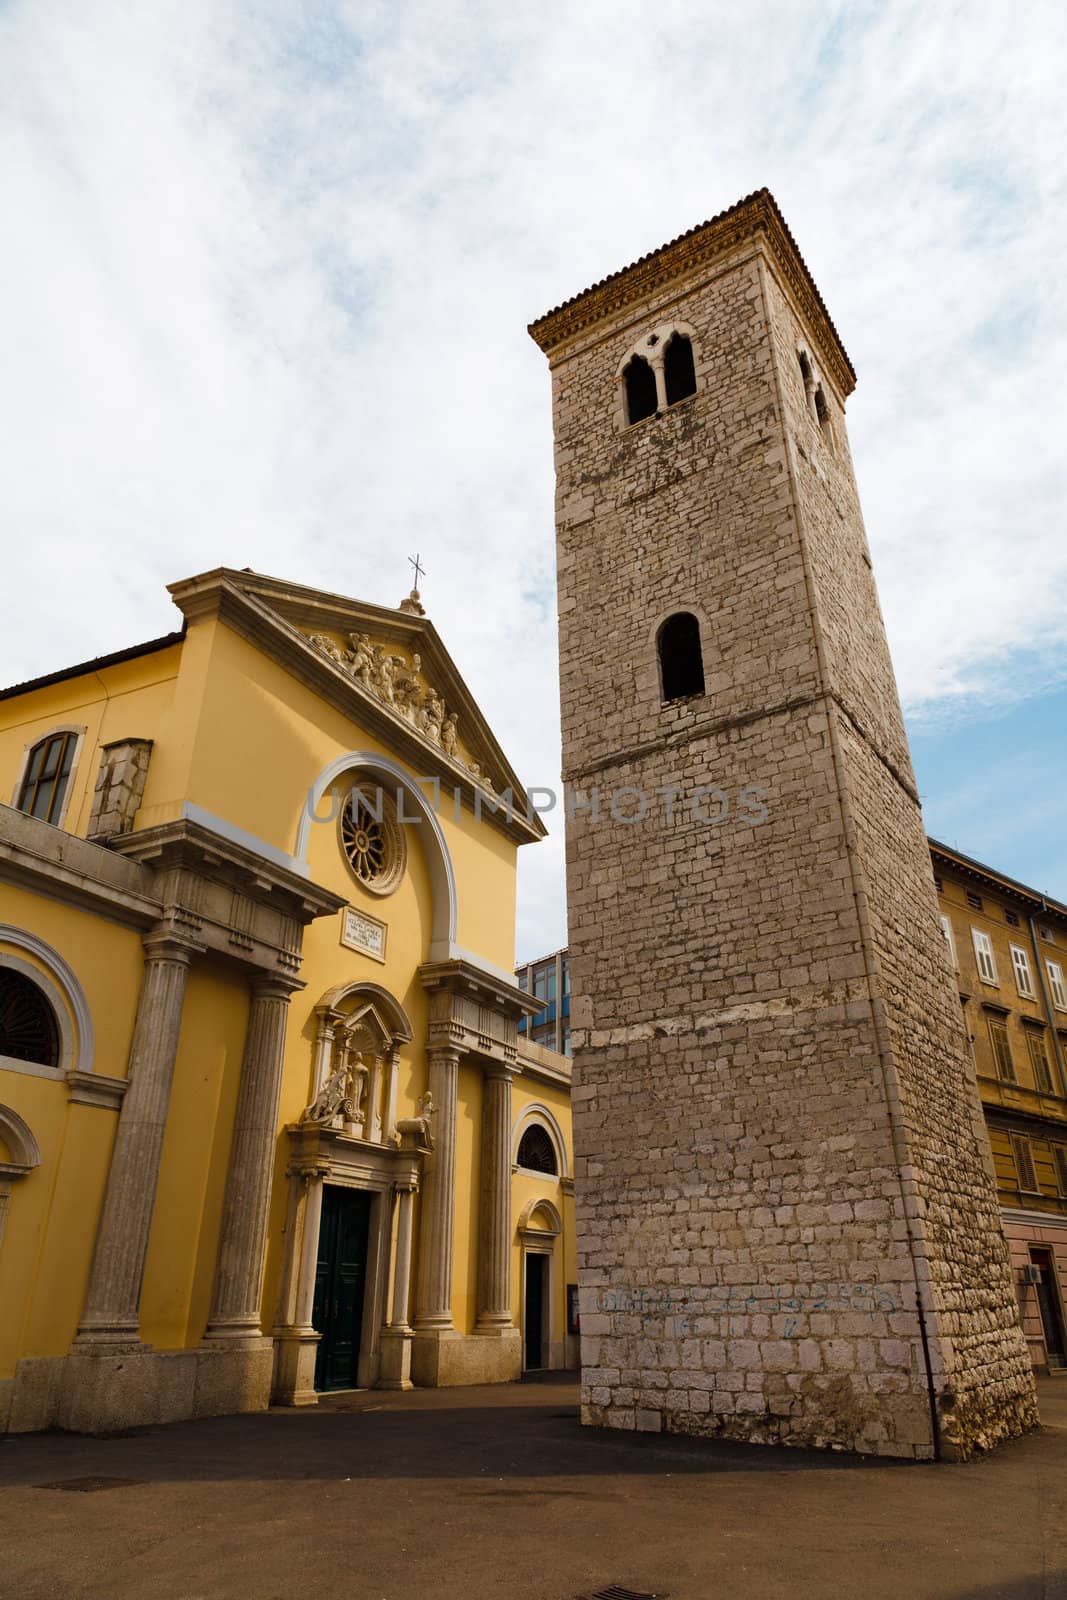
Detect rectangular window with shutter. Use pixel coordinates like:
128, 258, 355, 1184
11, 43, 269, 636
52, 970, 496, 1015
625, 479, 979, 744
1010, 1132, 1040, 1194
972, 928, 998, 985
1053, 1144, 1067, 1198
940, 915, 958, 970
1026, 1031, 1055, 1094
988, 1018, 1016, 1082
1048, 961, 1067, 1011
1011, 945, 1036, 999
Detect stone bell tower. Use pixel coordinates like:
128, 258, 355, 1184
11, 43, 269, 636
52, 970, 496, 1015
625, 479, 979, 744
528, 190, 1036, 1459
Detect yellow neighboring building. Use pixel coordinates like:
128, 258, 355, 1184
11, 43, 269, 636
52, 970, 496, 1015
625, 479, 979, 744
932, 841, 1067, 1373
0, 568, 576, 1435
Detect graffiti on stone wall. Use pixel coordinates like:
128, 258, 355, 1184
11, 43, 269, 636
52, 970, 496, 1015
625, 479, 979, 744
594, 1283, 900, 1341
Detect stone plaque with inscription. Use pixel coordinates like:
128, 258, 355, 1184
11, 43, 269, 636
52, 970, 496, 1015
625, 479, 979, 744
340, 906, 386, 962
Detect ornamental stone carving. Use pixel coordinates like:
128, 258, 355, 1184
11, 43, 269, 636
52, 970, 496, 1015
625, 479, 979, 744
396, 1091, 436, 1152
303, 630, 496, 790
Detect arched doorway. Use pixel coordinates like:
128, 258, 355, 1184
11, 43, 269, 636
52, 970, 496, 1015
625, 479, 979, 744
517, 1199, 562, 1372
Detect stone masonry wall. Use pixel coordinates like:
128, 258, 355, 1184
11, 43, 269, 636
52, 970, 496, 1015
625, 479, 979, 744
533, 197, 1036, 1458
759, 262, 1036, 1452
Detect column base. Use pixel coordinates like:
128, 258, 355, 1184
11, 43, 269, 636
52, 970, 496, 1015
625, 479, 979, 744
377, 1328, 415, 1390
51, 1340, 272, 1435
411, 1327, 521, 1387
58, 1344, 198, 1434
193, 1338, 274, 1417
271, 1328, 321, 1406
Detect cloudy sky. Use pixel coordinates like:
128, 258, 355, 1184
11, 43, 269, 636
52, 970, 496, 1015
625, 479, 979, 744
2, 0, 1065, 959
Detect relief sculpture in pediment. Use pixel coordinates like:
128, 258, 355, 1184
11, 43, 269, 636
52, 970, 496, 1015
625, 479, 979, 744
304, 630, 495, 791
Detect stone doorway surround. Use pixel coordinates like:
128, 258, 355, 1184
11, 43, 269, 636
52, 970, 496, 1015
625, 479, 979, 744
519, 1198, 563, 1372
273, 1123, 424, 1402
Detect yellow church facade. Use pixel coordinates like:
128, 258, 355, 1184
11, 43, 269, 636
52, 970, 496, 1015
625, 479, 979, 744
0, 569, 576, 1434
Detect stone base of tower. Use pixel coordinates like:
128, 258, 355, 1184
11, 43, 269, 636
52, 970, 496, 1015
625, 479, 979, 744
571, 1000, 1040, 1460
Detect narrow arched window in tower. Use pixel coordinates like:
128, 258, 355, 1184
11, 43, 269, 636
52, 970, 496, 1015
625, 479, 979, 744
657, 612, 705, 702
798, 351, 814, 408
624, 355, 658, 425
663, 333, 696, 406
814, 386, 834, 448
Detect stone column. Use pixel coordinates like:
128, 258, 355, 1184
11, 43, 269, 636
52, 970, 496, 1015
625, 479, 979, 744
379, 1180, 417, 1390
272, 1164, 328, 1406
390, 1183, 416, 1330
203, 975, 298, 1343
383, 1045, 401, 1143
311, 1007, 338, 1098
75, 932, 195, 1343
366, 1054, 384, 1143
476, 1065, 516, 1332
413, 1047, 460, 1329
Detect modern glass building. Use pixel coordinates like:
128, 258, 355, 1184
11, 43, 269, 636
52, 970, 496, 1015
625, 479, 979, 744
515, 947, 571, 1055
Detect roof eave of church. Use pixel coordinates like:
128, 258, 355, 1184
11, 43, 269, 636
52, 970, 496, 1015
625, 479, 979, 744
527, 188, 856, 399
168, 568, 548, 846
0, 628, 186, 703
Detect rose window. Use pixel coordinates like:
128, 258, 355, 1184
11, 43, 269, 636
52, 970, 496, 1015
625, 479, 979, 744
339, 791, 406, 896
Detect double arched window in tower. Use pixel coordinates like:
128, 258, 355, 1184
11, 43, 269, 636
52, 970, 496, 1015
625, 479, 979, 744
621, 327, 698, 427
796, 346, 835, 450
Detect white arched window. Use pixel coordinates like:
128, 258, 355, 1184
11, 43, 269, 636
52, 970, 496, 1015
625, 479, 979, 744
512, 1104, 569, 1179
13, 727, 84, 827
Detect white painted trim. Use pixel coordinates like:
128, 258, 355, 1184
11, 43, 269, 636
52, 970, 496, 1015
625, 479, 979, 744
0, 1104, 42, 1171
511, 1103, 570, 1179
297, 752, 457, 947
0, 928, 93, 1075
180, 802, 305, 876
436, 942, 519, 988
517, 1196, 564, 1235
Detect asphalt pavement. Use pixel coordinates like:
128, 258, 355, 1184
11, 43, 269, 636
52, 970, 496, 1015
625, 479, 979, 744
1, 1373, 1066, 1600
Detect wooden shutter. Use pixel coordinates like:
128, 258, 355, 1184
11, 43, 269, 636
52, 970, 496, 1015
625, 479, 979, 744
1010, 1133, 1039, 1194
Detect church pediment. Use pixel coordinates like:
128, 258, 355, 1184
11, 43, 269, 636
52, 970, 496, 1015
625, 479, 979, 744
166, 567, 545, 843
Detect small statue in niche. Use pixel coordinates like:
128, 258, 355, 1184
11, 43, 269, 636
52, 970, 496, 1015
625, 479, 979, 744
441, 713, 459, 757
396, 1091, 436, 1150
303, 1059, 351, 1124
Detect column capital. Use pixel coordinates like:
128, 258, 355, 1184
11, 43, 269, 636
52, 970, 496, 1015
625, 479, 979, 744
427, 1045, 464, 1069
482, 1060, 520, 1082
141, 929, 200, 964
250, 972, 303, 1003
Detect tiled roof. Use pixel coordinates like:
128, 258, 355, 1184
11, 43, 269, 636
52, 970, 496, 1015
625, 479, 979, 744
528, 187, 855, 386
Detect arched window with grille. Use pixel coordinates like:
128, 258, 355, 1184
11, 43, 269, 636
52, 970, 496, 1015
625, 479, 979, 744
517, 1123, 558, 1176
624, 354, 658, 425
657, 612, 705, 703
663, 333, 696, 406
16, 731, 78, 825
0, 969, 60, 1068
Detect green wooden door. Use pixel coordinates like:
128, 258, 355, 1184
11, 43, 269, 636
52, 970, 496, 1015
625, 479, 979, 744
312, 1186, 372, 1391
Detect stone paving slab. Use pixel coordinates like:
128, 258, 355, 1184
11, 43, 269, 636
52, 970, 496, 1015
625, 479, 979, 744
1, 1376, 1066, 1599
